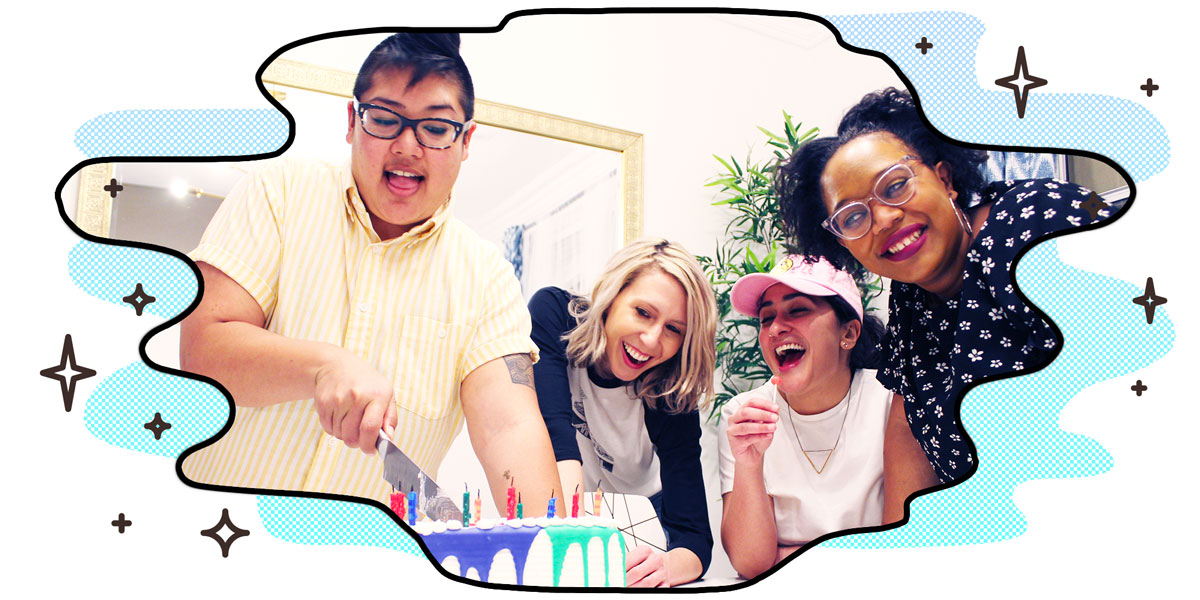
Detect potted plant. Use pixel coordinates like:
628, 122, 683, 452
698, 113, 882, 422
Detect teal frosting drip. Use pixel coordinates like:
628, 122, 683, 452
543, 525, 621, 587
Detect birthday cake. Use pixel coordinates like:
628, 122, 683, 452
414, 516, 626, 587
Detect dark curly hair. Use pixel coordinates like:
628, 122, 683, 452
353, 33, 475, 121
775, 88, 988, 272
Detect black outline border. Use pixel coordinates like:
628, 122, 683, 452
50, 6, 1139, 593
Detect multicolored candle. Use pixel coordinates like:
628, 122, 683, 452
472, 490, 482, 526
462, 484, 471, 526
593, 486, 602, 516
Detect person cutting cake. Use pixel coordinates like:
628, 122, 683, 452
180, 33, 561, 515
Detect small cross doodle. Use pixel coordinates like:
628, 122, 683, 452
1140, 78, 1160, 97
112, 513, 132, 533
915, 37, 933, 54
104, 178, 124, 199
1131, 380, 1147, 396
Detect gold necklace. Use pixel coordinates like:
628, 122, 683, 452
780, 386, 850, 475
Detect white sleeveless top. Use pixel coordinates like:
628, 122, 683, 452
718, 369, 892, 545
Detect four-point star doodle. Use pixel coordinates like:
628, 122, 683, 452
143, 412, 172, 440
122, 283, 157, 316
40, 334, 97, 412
1132, 277, 1168, 324
995, 46, 1048, 118
200, 509, 250, 558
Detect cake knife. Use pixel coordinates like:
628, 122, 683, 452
376, 429, 463, 522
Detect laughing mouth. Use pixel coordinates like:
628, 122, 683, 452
386, 169, 425, 184
774, 342, 806, 368
883, 225, 925, 256
624, 342, 651, 365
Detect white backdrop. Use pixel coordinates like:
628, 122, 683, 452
8, 1, 1196, 597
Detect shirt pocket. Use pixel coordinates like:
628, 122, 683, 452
393, 315, 472, 420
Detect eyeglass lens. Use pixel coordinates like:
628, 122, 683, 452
359, 106, 461, 148
830, 164, 916, 238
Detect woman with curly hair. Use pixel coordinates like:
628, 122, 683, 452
528, 239, 716, 586
775, 88, 1115, 521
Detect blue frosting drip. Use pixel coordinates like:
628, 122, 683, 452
421, 525, 542, 584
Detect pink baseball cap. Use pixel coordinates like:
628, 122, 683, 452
731, 255, 863, 320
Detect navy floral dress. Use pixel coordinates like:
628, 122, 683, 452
877, 179, 1114, 483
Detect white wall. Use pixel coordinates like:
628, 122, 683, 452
465, 13, 904, 259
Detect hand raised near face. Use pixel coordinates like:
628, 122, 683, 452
313, 349, 399, 454
725, 396, 779, 467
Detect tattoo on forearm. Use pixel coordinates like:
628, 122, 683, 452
503, 354, 535, 390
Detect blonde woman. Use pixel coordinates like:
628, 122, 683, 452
529, 239, 716, 587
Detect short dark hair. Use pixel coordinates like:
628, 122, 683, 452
826, 295, 885, 371
776, 88, 988, 273
353, 33, 476, 121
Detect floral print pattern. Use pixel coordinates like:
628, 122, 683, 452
877, 179, 1111, 483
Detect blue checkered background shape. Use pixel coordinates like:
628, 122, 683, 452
826, 239, 1173, 548
75, 109, 288, 157
85, 361, 228, 458
68, 11, 1172, 554
824, 12, 1169, 182
69, 241, 196, 319
257, 496, 421, 555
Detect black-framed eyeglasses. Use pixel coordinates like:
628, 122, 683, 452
821, 155, 920, 240
354, 101, 470, 149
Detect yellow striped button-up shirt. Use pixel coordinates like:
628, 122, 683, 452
182, 158, 537, 503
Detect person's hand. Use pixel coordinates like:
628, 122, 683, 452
726, 396, 779, 467
625, 546, 670, 587
313, 349, 398, 454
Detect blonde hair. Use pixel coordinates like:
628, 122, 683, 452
565, 239, 717, 414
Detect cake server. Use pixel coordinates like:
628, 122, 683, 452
376, 429, 463, 522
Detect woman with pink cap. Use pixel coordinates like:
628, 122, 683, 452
718, 255, 891, 579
